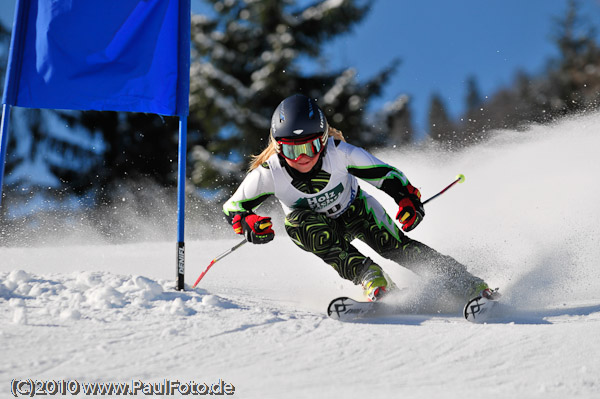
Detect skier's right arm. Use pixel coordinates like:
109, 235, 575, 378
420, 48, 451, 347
223, 165, 275, 244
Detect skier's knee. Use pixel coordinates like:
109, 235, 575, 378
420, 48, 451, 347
285, 210, 337, 253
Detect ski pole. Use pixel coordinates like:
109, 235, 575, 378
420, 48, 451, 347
422, 174, 466, 205
192, 218, 274, 287
192, 238, 247, 288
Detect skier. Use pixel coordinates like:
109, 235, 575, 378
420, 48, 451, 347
223, 94, 497, 303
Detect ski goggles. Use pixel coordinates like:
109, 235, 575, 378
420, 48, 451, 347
276, 134, 325, 162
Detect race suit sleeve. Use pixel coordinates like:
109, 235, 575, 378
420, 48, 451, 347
336, 140, 414, 203
222, 164, 275, 224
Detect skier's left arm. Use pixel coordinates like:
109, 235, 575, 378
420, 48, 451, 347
341, 142, 424, 232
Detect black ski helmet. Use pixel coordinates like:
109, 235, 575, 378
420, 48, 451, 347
270, 94, 329, 144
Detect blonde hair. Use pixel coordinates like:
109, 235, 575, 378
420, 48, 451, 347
248, 127, 346, 171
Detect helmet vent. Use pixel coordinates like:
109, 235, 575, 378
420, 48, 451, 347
307, 99, 315, 119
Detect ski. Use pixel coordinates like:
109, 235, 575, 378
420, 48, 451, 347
463, 295, 498, 323
329, 294, 501, 322
327, 296, 384, 321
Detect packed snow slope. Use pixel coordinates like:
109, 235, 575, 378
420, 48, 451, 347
2, 113, 600, 398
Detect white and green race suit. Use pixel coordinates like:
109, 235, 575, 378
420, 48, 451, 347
223, 138, 485, 299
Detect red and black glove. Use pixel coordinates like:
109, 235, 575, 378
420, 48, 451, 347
395, 184, 425, 232
232, 214, 275, 244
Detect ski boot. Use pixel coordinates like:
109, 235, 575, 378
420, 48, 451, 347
358, 258, 391, 302
464, 283, 502, 322
470, 282, 501, 301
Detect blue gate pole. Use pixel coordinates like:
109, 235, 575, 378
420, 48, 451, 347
176, 115, 187, 290
175, 0, 190, 291
0, 104, 12, 208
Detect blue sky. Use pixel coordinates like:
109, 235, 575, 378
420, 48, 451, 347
320, 0, 600, 133
3, 0, 600, 135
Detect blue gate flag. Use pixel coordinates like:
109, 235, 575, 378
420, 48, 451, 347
2, 0, 189, 117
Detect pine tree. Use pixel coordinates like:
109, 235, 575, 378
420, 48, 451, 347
0, 22, 14, 177
465, 75, 483, 110
0, 22, 8, 89
74, 111, 181, 203
461, 75, 489, 144
427, 93, 455, 146
189, 0, 400, 188
385, 95, 414, 147
549, 0, 600, 115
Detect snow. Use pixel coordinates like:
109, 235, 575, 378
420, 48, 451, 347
2, 113, 600, 398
